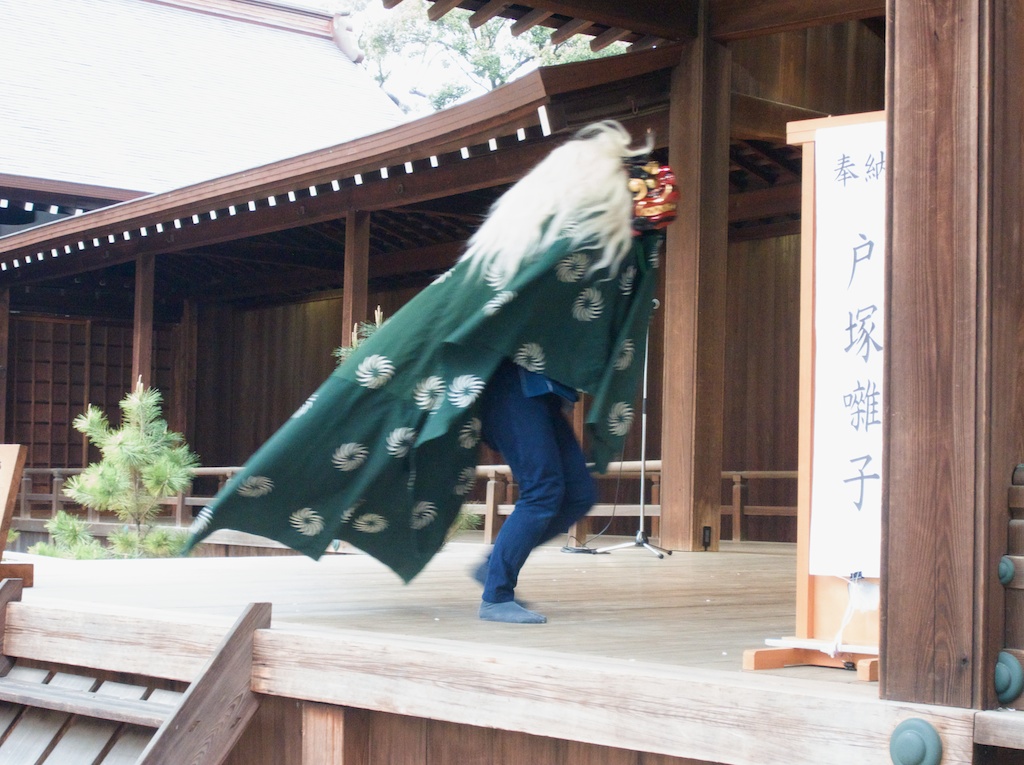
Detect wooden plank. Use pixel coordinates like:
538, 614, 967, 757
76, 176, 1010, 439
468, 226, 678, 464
425, 719, 492, 765
300, 702, 367, 765
975, 709, 1024, 749
0, 672, 96, 764
882, 0, 985, 707
710, 0, 885, 41
0, 677, 171, 727
659, 23, 731, 552
251, 626, 977, 765
41, 681, 150, 764
367, 713, 426, 765
3, 602, 234, 682
137, 602, 272, 764
101, 728, 153, 765
0, 578, 23, 677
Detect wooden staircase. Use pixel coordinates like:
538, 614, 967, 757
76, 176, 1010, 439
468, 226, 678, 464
0, 579, 269, 764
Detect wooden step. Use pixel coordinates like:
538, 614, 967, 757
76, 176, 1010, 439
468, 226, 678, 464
0, 676, 176, 727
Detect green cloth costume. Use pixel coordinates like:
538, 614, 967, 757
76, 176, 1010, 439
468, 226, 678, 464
185, 230, 664, 582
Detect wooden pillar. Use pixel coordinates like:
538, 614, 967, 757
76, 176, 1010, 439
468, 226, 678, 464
0, 289, 8, 442
883, 0, 1024, 708
131, 253, 155, 388
171, 299, 198, 445
342, 211, 370, 343
658, 5, 730, 552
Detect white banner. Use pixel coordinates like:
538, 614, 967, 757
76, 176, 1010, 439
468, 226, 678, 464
808, 120, 886, 578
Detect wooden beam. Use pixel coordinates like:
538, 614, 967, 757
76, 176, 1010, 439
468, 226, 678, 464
659, 6, 731, 553
427, 0, 463, 21
468, 0, 508, 28
730, 93, 826, 142
710, 0, 885, 41
984, 0, 1024, 711
131, 253, 154, 388
590, 27, 629, 52
550, 17, 593, 45
727, 183, 801, 223
523, 1, 698, 41
511, 9, 553, 36
342, 211, 370, 345
882, 0, 994, 708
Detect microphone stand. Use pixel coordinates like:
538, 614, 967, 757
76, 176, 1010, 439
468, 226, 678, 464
596, 300, 670, 558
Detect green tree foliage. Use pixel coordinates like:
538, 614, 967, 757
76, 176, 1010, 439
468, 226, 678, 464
353, 0, 624, 112
61, 381, 199, 557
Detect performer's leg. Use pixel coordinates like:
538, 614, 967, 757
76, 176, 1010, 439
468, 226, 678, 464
478, 366, 565, 621
537, 404, 597, 543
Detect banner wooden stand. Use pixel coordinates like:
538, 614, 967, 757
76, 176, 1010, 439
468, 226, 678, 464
743, 112, 885, 681
0, 445, 31, 587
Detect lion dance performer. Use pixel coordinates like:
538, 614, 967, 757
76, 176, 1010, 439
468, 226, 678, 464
185, 120, 678, 623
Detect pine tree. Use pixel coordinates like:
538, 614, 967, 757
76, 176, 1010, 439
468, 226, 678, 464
62, 380, 199, 557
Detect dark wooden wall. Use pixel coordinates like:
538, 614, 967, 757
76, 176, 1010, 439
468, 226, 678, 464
5, 316, 176, 468
729, 21, 885, 112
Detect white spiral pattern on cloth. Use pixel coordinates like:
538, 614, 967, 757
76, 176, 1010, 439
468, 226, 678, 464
484, 264, 509, 289
331, 443, 368, 471
413, 376, 446, 411
410, 502, 438, 530
353, 513, 388, 533
292, 393, 318, 418
513, 343, 545, 373
483, 290, 516, 316
448, 375, 485, 408
341, 500, 364, 525
556, 252, 590, 283
454, 467, 478, 496
458, 418, 482, 449
619, 265, 637, 295
355, 354, 395, 389
289, 508, 325, 536
237, 476, 274, 497
386, 427, 418, 458
614, 339, 636, 371
189, 506, 214, 536
572, 287, 604, 321
607, 402, 635, 436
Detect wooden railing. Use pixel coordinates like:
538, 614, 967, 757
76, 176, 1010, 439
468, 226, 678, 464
13, 464, 799, 548
721, 470, 799, 542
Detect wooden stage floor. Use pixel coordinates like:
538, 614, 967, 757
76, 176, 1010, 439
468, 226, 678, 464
5, 537, 998, 764
11, 535, 867, 690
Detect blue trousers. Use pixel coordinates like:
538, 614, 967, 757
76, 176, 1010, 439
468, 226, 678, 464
479, 361, 597, 603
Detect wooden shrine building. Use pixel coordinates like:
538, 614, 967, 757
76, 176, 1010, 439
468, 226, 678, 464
0, 0, 1023, 763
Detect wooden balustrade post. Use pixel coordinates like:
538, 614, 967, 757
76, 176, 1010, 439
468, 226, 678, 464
483, 472, 505, 545
19, 476, 29, 518
731, 474, 746, 542
51, 472, 63, 517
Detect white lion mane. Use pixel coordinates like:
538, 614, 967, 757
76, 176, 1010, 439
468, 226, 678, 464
459, 120, 652, 284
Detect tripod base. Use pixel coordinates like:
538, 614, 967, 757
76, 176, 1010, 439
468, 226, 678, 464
594, 529, 672, 558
